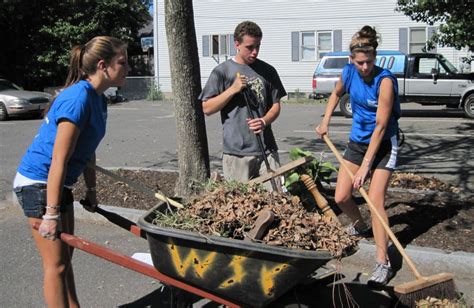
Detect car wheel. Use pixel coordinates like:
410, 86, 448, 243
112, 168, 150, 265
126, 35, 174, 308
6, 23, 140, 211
0, 102, 8, 121
339, 94, 352, 118
463, 94, 474, 119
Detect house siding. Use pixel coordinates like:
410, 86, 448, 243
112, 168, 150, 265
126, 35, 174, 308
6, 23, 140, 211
156, 0, 472, 95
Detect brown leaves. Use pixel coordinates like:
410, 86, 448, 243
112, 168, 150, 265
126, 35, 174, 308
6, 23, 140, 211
169, 182, 359, 257
390, 172, 460, 193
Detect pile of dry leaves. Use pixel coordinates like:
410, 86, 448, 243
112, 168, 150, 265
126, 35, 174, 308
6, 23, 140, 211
415, 296, 466, 308
390, 172, 460, 193
151, 181, 359, 257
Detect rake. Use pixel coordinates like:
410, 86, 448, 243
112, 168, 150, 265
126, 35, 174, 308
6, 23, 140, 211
322, 134, 456, 307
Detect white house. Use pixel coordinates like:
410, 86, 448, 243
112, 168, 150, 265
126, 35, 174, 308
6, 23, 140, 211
155, 0, 472, 96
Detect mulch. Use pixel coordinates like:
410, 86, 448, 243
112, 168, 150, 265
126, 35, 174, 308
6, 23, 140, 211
72, 169, 473, 253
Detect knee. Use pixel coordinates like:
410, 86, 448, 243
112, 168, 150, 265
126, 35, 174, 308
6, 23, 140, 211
334, 192, 352, 205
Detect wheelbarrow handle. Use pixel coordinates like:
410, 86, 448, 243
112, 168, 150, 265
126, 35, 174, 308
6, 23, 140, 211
80, 200, 147, 240
31, 223, 240, 308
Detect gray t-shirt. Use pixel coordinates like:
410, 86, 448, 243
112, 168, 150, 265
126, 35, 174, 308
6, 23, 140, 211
199, 59, 287, 156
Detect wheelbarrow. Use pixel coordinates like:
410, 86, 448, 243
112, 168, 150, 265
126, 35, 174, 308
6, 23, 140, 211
44, 200, 341, 307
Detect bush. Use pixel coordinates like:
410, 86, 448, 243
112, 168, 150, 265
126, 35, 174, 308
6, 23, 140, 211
147, 80, 163, 101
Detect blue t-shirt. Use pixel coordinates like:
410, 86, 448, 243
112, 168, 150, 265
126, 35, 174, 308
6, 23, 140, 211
342, 64, 401, 144
18, 80, 107, 186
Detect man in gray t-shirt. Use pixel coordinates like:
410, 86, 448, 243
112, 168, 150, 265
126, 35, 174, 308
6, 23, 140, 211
199, 21, 287, 189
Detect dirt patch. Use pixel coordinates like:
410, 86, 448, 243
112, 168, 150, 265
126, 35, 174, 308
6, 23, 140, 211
73, 170, 473, 253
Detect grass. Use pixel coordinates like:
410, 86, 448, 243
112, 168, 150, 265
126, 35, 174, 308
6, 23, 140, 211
283, 97, 328, 105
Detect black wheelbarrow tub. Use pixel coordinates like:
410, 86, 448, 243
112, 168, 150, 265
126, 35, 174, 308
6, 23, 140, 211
137, 202, 337, 307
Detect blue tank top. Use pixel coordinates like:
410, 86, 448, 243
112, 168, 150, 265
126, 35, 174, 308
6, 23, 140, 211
342, 64, 400, 144
18, 80, 107, 186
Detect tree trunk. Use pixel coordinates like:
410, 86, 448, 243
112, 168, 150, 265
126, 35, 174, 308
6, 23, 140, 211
164, 0, 210, 198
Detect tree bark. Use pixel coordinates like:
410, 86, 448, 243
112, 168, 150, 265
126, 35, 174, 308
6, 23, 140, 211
164, 0, 210, 198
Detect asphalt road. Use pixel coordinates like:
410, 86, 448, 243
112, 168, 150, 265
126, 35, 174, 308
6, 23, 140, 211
0, 100, 473, 306
1, 100, 473, 199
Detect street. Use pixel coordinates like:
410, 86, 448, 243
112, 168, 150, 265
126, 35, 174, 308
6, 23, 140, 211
1, 100, 473, 199
0, 100, 473, 306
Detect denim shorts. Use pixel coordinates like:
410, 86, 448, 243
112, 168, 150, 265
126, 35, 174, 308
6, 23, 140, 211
13, 183, 74, 218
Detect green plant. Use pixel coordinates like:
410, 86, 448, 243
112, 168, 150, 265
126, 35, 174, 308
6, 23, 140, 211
284, 148, 337, 202
147, 80, 163, 101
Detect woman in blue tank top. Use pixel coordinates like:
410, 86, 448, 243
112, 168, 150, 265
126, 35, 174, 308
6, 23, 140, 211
13, 36, 130, 307
316, 26, 400, 287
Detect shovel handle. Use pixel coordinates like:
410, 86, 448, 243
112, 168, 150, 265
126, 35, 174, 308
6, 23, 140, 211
322, 135, 423, 279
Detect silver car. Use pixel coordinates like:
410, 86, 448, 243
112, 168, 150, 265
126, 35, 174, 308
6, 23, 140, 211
0, 79, 52, 121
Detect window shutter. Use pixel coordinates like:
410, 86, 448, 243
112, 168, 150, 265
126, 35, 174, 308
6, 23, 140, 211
399, 28, 408, 54
333, 30, 342, 52
228, 34, 237, 56
202, 35, 209, 57
427, 27, 437, 53
291, 31, 299, 61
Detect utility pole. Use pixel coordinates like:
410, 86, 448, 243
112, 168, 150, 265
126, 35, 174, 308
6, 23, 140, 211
153, 0, 159, 86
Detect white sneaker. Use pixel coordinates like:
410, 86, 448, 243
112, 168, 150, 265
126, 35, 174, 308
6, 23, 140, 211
345, 223, 371, 237
367, 262, 394, 287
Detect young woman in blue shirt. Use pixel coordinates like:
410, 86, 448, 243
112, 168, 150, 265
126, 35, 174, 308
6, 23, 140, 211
13, 36, 130, 307
316, 26, 401, 287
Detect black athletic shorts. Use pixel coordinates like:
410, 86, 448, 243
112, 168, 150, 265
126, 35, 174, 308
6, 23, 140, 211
343, 135, 398, 171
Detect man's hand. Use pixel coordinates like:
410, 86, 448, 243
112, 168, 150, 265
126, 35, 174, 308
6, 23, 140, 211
247, 117, 265, 134
232, 72, 247, 94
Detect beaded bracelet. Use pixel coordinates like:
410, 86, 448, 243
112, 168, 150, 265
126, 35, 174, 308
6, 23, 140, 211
42, 214, 61, 221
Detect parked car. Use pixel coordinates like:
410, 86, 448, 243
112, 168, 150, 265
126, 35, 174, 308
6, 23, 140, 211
104, 86, 126, 104
0, 79, 52, 121
311, 51, 474, 118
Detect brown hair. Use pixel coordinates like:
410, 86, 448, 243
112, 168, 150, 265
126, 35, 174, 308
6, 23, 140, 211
64, 36, 127, 88
349, 25, 380, 56
44, 36, 127, 115
234, 21, 262, 43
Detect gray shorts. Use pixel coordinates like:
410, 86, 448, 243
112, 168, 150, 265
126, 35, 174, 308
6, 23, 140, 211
222, 151, 282, 190
13, 183, 74, 218
343, 135, 398, 171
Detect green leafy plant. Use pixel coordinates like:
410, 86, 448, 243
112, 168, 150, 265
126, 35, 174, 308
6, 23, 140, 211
284, 148, 338, 203
147, 80, 163, 101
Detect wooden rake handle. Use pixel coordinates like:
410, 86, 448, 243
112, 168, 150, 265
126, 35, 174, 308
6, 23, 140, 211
322, 135, 423, 279
89, 164, 184, 209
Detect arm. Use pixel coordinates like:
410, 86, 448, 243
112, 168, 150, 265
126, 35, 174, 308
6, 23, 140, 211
202, 74, 247, 115
353, 77, 394, 189
82, 153, 98, 211
40, 120, 80, 240
315, 76, 345, 136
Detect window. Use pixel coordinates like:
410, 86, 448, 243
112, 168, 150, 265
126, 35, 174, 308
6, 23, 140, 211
291, 30, 341, 62
415, 58, 447, 75
301, 32, 315, 61
387, 56, 395, 70
317, 31, 332, 59
323, 57, 348, 69
378, 57, 386, 68
202, 34, 236, 58
409, 28, 427, 53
